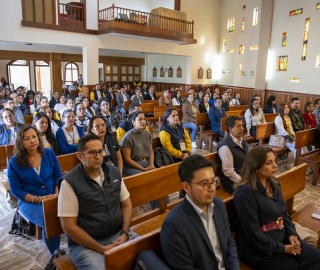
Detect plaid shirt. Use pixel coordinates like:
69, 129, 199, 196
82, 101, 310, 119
288, 109, 305, 132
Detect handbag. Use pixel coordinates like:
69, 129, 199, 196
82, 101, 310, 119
9, 208, 35, 239
269, 135, 285, 148
293, 222, 319, 247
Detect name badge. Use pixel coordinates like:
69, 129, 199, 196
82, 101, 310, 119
179, 139, 186, 151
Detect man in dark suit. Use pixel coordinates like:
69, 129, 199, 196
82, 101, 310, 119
160, 155, 239, 270
209, 97, 226, 145
143, 86, 157, 100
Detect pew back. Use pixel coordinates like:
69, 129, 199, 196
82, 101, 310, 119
226, 110, 246, 117
264, 113, 277, 123
24, 115, 33, 124
57, 153, 80, 172
229, 105, 248, 111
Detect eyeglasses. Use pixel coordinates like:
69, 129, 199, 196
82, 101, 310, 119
189, 177, 220, 191
77, 108, 85, 111
83, 149, 107, 158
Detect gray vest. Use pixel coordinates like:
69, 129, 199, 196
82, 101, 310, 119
64, 163, 123, 246
217, 134, 248, 194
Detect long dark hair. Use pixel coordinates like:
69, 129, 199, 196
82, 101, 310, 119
14, 125, 44, 168
248, 98, 258, 115
87, 115, 112, 136
304, 101, 314, 113
238, 146, 276, 191
161, 108, 178, 128
278, 103, 288, 130
33, 113, 59, 155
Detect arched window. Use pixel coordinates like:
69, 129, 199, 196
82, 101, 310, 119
35, 61, 51, 97
7, 60, 30, 90
65, 62, 79, 85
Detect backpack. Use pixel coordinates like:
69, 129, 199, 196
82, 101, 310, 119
154, 148, 174, 168
9, 208, 35, 239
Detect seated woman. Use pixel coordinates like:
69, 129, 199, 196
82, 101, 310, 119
159, 90, 171, 106
182, 93, 200, 148
74, 102, 90, 134
131, 88, 144, 105
49, 91, 60, 109
0, 108, 23, 145
29, 92, 42, 114
82, 96, 95, 119
231, 92, 241, 106
264, 95, 278, 114
199, 93, 211, 113
8, 125, 62, 255
56, 109, 84, 154
303, 101, 316, 129
88, 115, 123, 175
60, 97, 74, 119
43, 106, 63, 135
233, 146, 320, 270
245, 98, 267, 137
159, 108, 191, 162
97, 98, 120, 131
24, 90, 35, 111
120, 111, 154, 176
33, 113, 59, 155
172, 90, 183, 105
194, 90, 203, 106
53, 95, 67, 116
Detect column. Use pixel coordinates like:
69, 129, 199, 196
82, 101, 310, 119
84, 0, 98, 30
82, 45, 99, 98
50, 53, 62, 95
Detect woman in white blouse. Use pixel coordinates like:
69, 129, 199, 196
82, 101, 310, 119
245, 98, 266, 137
172, 90, 183, 105
274, 103, 307, 160
231, 92, 241, 106
54, 95, 67, 116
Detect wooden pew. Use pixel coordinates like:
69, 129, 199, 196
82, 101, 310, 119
6, 144, 14, 161
196, 113, 221, 152
57, 153, 80, 172
264, 113, 278, 123
124, 101, 131, 111
152, 137, 162, 150
140, 103, 158, 125
24, 115, 33, 124
256, 123, 290, 163
226, 110, 246, 117
154, 105, 182, 133
0, 145, 7, 170
294, 128, 320, 185
143, 100, 159, 105
229, 105, 248, 111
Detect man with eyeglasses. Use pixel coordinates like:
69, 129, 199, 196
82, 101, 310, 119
58, 134, 133, 270
160, 154, 239, 270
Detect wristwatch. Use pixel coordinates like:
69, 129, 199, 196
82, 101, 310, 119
120, 230, 130, 239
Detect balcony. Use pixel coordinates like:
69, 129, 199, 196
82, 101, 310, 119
98, 5, 196, 44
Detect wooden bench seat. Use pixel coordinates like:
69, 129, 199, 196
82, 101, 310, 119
256, 122, 290, 163
226, 110, 246, 117
229, 105, 248, 111
294, 128, 319, 185
57, 153, 80, 172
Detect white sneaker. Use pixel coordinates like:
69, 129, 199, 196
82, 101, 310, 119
212, 141, 219, 146
192, 142, 198, 148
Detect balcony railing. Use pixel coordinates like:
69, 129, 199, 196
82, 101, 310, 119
59, 3, 85, 28
98, 5, 194, 35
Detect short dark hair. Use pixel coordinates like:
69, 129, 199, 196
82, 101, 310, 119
62, 109, 74, 118
3, 97, 13, 104
291, 97, 299, 103
214, 97, 222, 103
314, 99, 320, 105
130, 111, 144, 123
178, 154, 216, 183
226, 116, 242, 132
98, 98, 109, 107
77, 134, 101, 152
129, 103, 140, 113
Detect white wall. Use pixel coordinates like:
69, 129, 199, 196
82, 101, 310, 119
219, 0, 262, 88
266, 0, 320, 94
99, 0, 152, 12
149, 0, 174, 11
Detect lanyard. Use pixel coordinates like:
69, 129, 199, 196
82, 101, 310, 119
65, 127, 74, 144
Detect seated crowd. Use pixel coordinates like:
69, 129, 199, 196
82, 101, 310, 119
2, 79, 320, 269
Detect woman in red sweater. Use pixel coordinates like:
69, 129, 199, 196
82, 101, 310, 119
303, 101, 316, 129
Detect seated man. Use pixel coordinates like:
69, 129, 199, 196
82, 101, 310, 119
161, 154, 239, 270
58, 134, 132, 270
209, 97, 226, 145
289, 97, 305, 133
116, 86, 130, 120
218, 116, 248, 194
221, 91, 230, 111
143, 85, 157, 100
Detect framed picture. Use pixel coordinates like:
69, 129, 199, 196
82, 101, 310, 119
207, 68, 212, 79
177, 66, 182, 78
152, 66, 157, 77
168, 66, 173, 77
198, 67, 203, 79
160, 66, 164, 77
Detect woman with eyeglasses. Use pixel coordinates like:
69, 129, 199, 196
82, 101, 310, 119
8, 125, 62, 255
0, 108, 23, 145
42, 106, 62, 135
159, 108, 191, 163
245, 98, 266, 138
33, 113, 59, 155
88, 115, 123, 175
56, 109, 84, 154
233, 146, 320, 269
120, 111, 154, 176
74, 102, 90, 134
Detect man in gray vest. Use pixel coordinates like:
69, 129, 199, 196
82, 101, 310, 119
58, 134, 132, 270
217, 116, 248, 194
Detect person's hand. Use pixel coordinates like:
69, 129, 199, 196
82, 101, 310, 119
113, 234, 128, 246
100, 243, 117, 253
182, 153, 189, 160
147, 164, 155, 170
285, 236, 301, 255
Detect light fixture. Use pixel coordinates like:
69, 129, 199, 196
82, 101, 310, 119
25, 43, 32, 45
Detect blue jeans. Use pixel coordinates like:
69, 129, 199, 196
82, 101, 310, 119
69, 231, 121, 270
183, 122, 198, 142
119, 107, 126, 121
124, 160, 149, 176
19, 201, 60, 255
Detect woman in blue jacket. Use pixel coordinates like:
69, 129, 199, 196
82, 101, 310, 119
0, 108, 23, 145
56, 109, 84, 154
8, 125, 62, 255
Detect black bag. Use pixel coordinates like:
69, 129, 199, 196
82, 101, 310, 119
153, 148, 174, 168
9, 208, 35, 239
133, 250, 170, 270
44, 249, 67, 270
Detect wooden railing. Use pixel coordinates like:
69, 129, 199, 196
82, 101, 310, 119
59, 3, 85, 28
98, 5, 194, 34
